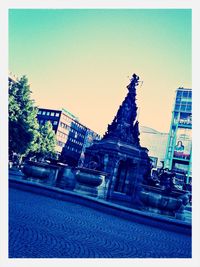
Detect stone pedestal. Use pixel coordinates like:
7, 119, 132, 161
83, 138, 150, 203
56, 166, 76, 190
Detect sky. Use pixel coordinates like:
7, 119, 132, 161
9, 9, 192, 136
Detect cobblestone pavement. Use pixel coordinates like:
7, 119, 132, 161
9, 187, 191, 258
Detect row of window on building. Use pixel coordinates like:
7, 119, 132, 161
38, 110, 60, 117
174, 102, 191, 112
59, 121, 70, 130
57, 130, 68, 139
39, 119, 58, 126
64, 145, 82, 153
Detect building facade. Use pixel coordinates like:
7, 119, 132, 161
37, 108, 64, 153
37, 108, 101, 166
60, 119, 87, 166
164, 87, 192, 186
139, 126, 168, 168
78, 128, 101, 166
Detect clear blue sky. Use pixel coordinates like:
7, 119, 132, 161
9, 9, 192, 135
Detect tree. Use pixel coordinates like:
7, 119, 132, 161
33, 121, 57, 161
9, 76, 39, 162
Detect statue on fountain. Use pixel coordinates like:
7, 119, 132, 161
103, 73, 141, 146
144, 161, 176, 193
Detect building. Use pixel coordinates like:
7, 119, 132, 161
37, 108, 101, 165
60, 119, 87, 166
78, 128, 101, 166
139, 126, 168, 168
164, 87, 192, 186
37, 108, 66, 153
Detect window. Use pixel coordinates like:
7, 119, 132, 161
180, 103, 187, 111
38, 110, 42, 115
186, 104, 192, 112
177, 91, 182, 98
46, 112, 50, 116
53, 121, 58, 125
175, 104, 180, 111
57, 141, 65, 147
42, 111, 46, 115
51, 112, 55, 116
55, 113, 60, 117
176, 97, 181, 103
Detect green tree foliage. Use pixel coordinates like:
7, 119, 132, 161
34, 121, 57, 161
9, 76, 57, 163
9, 76, 39, 160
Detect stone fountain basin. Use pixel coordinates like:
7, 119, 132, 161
22, 161, 51, 180
138, 185, 188, 212
75, 167, 106, 187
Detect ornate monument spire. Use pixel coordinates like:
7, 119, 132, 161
103, 73, 140, 146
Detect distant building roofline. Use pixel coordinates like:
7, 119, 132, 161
140, 125, 168, 135
37, 107, 79, 121
176, 87, 192, 91
38, 107, 61, 113
61, 108, 79, 121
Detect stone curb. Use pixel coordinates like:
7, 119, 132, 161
9, 177, 191, 236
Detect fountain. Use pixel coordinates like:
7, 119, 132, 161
82, 74, 151, 203
139, 166, 190, 218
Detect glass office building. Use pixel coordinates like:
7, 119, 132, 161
164, 87, 192, 186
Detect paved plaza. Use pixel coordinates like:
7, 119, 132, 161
9, 187, 191, 258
